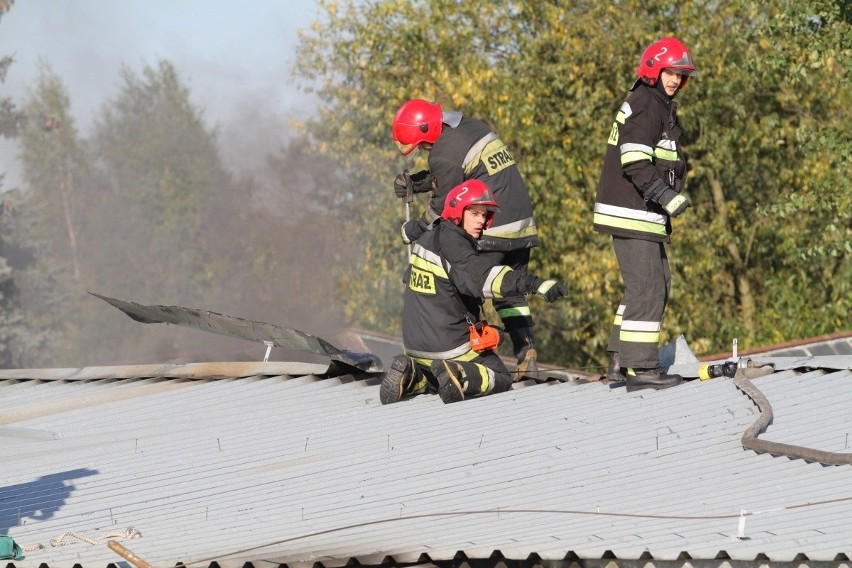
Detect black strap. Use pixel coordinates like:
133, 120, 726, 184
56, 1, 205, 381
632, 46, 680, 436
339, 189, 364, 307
433, 223, 480, 325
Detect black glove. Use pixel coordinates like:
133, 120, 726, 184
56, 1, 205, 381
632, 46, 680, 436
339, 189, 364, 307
400, 218, 427, 244
393, 172, 410, 199
408, 169, 433, 193
518, 273, 568, 303
393, 169, 434, 199
535, 279, 568, 302
645, 179, 691, 218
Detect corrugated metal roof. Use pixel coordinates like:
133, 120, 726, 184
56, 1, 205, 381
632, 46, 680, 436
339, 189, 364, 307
701, 331, 852, 360
767, 336, 852, 357
1, 354, 851, 568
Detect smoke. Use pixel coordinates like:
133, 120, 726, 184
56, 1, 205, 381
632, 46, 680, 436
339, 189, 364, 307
1, 0, 319, 187
0, 1, 368, 368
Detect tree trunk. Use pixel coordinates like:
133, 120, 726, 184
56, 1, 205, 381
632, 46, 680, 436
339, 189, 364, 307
59, 160, 80, 281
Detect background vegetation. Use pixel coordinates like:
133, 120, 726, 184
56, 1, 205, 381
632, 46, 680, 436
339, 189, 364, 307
0, 0, 848, 370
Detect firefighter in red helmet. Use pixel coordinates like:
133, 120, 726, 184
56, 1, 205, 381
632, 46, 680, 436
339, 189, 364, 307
391, 98, 543, 381
593, 37, 697, 392
381, 180, 567, 404
391, 99, 443, 156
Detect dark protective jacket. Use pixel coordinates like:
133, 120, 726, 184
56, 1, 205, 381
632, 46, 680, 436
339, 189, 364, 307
401, 221, 536, 361
593, 81, 688, 243
423, 113, 539, 252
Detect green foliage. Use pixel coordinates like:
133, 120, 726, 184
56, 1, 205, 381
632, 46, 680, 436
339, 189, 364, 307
0, 251, 21, 367
672, 0, 851, 349
6, 64, 95, 364
0, 1, 22, 138
295, 0, 851, 369
0, 191, 66, 365
0, 0, 26, 366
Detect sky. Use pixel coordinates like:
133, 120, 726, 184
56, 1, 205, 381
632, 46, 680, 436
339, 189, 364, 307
0, 0, 324, 188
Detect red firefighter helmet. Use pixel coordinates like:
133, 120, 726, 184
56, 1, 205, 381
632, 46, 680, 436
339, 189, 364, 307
636, 37, 697, 88
392, 99, 443, 155
442, 179, 499, 228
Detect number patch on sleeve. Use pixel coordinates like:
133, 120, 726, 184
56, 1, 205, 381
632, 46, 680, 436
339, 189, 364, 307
607, 122, 619, 145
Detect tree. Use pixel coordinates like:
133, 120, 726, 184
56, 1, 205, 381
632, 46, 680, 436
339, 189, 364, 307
0, 1, 23, 140
91, 61, 228, 300
18, 64, 87, 281
59, 60, 249, 364
4, 63, 91, 366
670, 0, 851, 348
0, 0, 28, 367
294, 0, 850, 369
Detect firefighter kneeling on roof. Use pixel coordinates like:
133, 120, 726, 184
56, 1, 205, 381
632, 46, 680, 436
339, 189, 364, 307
381, 180, 568, 405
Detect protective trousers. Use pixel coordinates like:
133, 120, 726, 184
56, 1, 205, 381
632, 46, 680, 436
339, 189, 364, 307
411, 351, 514, 398
607, 236, 670, 369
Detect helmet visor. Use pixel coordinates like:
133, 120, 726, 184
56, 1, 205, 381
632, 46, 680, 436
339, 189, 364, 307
667, 66, 697, 77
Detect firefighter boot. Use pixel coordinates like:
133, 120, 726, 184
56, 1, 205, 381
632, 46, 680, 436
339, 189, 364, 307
430, 360, 467, 404
624, 367, 684, 392
508, 327, 539, 381
380, 355, 427, 404
606, 351, 625, 384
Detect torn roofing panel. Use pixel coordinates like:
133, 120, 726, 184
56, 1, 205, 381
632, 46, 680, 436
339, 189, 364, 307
90, 292, 383, 375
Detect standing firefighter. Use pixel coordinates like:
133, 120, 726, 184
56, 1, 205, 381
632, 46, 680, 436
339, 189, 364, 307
381, 180, 567, 405
391, 100, 543, 380
593, 37, 697, 392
